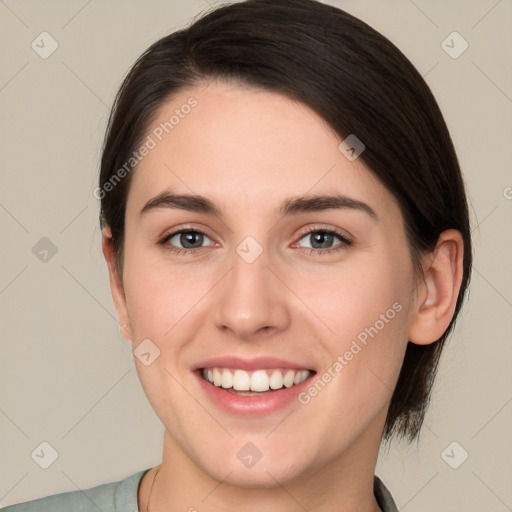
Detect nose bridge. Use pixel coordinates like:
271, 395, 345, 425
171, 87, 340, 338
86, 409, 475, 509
213, 234, 290, 339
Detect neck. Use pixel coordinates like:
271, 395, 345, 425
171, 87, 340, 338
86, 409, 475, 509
139, 426, 384, 512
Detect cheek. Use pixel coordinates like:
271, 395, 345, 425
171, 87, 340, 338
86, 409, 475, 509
120, 245, 202, 429
295, 251, 412, 418
295, 250, 410, 343
121, 243, 212, 339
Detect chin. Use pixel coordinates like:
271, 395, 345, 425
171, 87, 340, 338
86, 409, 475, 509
201, 454, 308, 489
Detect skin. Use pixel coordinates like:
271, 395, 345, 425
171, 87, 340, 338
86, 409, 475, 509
102, 80, 464, 512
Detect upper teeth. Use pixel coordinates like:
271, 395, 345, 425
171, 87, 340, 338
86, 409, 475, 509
202, 368, 311, 392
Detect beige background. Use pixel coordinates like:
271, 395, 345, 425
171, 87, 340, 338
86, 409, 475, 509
1, 0, 511, 510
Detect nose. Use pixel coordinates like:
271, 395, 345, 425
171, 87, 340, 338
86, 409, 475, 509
213, 243, 291, 341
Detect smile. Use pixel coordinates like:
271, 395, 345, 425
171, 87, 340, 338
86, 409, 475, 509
192, 356, 316, 415
201, 367, 312, 394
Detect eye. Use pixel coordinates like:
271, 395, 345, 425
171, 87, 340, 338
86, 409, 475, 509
160, 228, 215, 255
158, 225, 352, 257
294, 227, 352, 255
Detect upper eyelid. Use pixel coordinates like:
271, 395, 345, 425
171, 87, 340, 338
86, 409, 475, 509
298, 224, 352, 239
161, 224, 215, 240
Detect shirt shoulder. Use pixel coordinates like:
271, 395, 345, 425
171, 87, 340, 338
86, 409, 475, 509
2, 470, 395, 511
374, 475, 398, 512
0, 469, 150, 512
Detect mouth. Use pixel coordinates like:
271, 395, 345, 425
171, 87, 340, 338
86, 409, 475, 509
198, 367, 313, 395
192, 358, 316, 415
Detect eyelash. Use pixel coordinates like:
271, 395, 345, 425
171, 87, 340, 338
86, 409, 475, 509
158, 225, 352, 257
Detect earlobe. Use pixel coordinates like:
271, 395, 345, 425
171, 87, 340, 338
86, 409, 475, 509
408, 229, 464, 345
102, 227, 133, 341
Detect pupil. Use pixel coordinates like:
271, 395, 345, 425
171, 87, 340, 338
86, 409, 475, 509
181, 232, 202, 248
312, 232, 332, 249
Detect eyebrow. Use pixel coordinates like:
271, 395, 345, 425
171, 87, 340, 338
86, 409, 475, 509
140, 191, 378, 221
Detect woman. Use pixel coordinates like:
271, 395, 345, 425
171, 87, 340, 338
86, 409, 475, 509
2, 0, 471, 510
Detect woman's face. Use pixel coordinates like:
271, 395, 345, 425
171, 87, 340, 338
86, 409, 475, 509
112, 80, 421, 486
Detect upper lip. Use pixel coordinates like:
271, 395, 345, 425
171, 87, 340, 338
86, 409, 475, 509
192, 356, 315, 372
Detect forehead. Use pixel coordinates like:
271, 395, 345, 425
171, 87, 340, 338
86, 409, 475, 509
126, 80, 399, 222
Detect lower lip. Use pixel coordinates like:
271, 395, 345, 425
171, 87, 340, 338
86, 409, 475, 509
194, 370, 314, 416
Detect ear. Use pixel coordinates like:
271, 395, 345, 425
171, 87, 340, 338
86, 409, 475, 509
408, 229, 464, 345
102, 227, 133, 341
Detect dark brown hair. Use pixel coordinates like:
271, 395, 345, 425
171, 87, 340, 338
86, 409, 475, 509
99, 0, 472, 441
